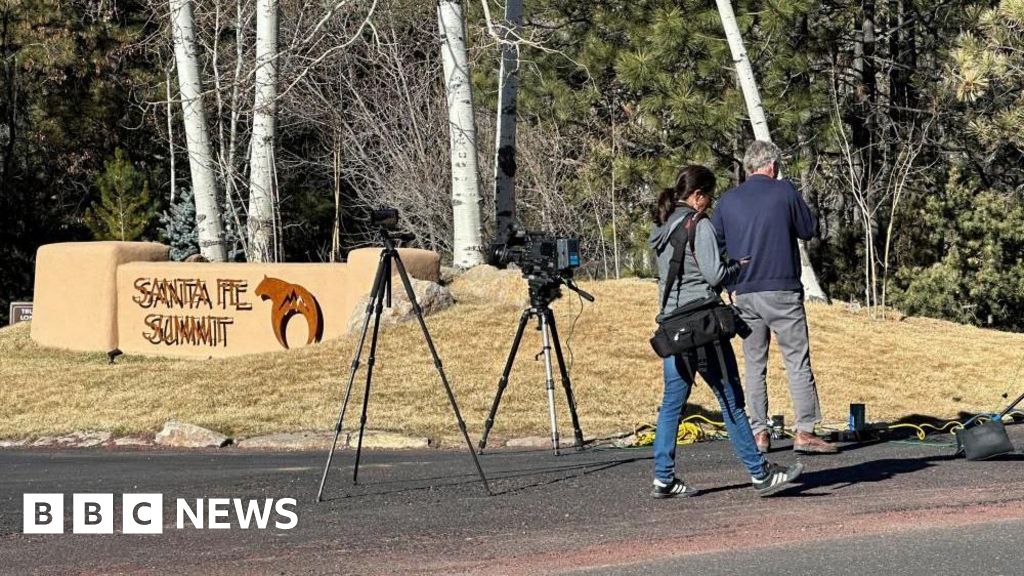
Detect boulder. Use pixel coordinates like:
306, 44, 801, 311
112, 436, 153, 447
347, 279, 454, 334
55, 430, 112, 448
356, 431, 430, 449
505, 436, 577, 449
154, 421, 232, 448
449, 265, 528, 308
236, 432, 342, 451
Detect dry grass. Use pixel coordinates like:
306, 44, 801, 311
2, 277, 1023, 441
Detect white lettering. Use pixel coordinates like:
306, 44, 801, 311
233, 498, 273, 530
207, 498, 231, 529
176, 498, 203, 529
274, 498, 298, 530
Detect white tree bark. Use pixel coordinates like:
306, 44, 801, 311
493, 0, 522, 237
166, 66, 176, 205
716, 0, 828, 302
438, 0, 484, 268
170, 0, 227, 262
247, 0, 278, 263
716, 0, 771, 142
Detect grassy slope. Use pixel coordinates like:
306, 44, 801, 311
1, 274, 1022, 441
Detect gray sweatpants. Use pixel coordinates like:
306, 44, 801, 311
734, 290, 822, 434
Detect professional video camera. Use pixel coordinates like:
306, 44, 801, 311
479, 220, 594, 455
489, 222, 591, 308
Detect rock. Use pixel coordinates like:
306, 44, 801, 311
237, 432, 343, 451
154, 421, 232, 448
439, 266, 462, 286
55, 431, 112, 448
611, 434, 639, 448
0, 438, 28, 448
505, 436, 577, 449
355, 431, 430, 449
347, 279, 454, 334
448, 265, 529, 308
113, 436, 153, 447
31, 436, 57, 447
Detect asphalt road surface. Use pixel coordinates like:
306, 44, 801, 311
1, 427, 1023, 575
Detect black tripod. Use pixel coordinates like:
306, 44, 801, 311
316, 228, 490, 501
477, 279, 593, 455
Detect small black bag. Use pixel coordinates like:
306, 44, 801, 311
649, 213, 736, 359
650, 298, 736, 358
954, 420, 1015, 461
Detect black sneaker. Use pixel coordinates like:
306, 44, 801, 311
752, 462, 804, 497
651, 478, 698, 499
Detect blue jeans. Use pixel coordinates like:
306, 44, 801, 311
653, 341, 768, 483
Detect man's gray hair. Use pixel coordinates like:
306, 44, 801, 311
743, 140, 782, 175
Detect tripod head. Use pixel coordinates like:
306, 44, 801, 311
527, 276, 595, 310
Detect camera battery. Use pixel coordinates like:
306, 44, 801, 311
556, 239, 580, 270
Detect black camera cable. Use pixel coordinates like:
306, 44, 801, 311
564, 290, 585, 376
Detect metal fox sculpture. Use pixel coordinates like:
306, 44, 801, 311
255, 277, 324, 349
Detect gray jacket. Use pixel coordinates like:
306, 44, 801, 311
650, 206, 741, 320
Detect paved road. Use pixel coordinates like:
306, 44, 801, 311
574, 519, 1024, 576
1, 427, 1022, 575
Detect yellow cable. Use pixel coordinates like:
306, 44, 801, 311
919, 421, 964, 435
633, 415, 729, 447
682, 415, 725, 427
887, 423, 928, 440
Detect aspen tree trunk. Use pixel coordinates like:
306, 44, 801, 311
247, 0, 278, 262
438, 0, 483, 268
493, 0, 522, 237
166, 66, 176, 205
715, 0, 828, 302
170, 0, 227, 262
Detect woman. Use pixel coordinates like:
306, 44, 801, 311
648, 165, 803, 498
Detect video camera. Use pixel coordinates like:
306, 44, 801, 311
489, 222, 593, 308
371, 208, 400, 230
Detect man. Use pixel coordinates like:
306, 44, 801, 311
710, 140, 837, 454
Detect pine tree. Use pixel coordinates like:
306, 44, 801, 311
952, 0, 1024, 156
85, 148, 155, 241
159, 187, 200, 261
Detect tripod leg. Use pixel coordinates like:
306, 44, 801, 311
389, 248, 491, 495
546, 310, 585, 451
479, 310, 531, 453
539, 312, 561, 456
999, 390, 1024, 419
352, 257, 390, 485
317, 250, 390, 502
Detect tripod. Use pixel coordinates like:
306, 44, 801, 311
316, 228, 490, 501
477, 280, 592, 455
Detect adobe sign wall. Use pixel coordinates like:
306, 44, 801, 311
32, 242, 440, 358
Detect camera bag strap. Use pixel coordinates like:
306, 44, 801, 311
660, 211, 708, 314
678, 340, 732, 381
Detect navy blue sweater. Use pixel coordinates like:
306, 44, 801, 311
710, 175, 818, 295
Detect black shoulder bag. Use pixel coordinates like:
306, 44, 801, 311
649, 213, 737, 359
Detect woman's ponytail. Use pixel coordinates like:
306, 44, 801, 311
652, 165, 717, 225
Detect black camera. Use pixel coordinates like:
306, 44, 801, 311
491, 226, 579, 277
489, 222, 590, 307
371, 208, 399, 230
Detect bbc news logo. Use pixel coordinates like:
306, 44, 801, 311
23, 494, 298, 534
